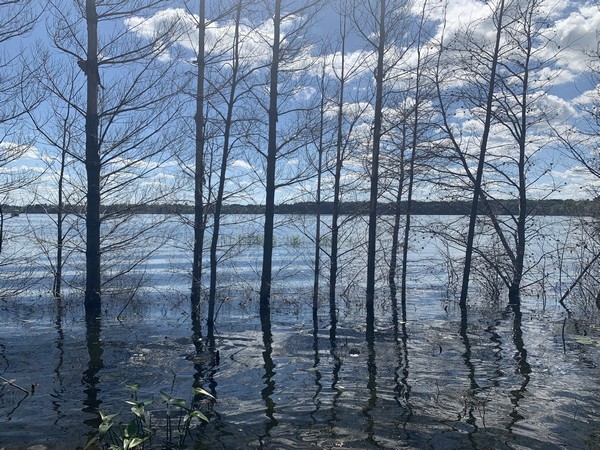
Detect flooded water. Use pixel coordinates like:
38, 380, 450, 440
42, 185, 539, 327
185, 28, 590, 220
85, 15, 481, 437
1, 215, 599, 449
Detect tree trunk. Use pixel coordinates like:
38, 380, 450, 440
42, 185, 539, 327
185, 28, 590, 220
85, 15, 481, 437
400, 9, 424, 315
259, 0, 281, 319
313, 63, 326, 328
84, 0, 101, 319
53, 138, 66, 299
208, 0, 242, 341
388, 125, 406, 316
366, 0, 386, 337
191, 0, 207, 321
509, 4, 534, 306
328, 9, 348, 332
459, 0, 506, 308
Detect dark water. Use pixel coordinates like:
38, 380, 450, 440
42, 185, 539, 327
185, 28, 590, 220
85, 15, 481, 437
1, 215, 600, 448
1, 291, 599, 449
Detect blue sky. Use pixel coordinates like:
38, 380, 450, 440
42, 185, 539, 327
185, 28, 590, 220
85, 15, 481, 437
2, 0, 600, 205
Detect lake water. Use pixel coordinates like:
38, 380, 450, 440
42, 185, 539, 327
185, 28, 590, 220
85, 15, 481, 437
0, 214, 599, 449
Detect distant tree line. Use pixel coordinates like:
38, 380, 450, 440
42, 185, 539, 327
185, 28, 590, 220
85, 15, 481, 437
5, 198, 599, 217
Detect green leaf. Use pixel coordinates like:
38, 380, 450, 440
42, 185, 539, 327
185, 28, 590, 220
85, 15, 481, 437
160, 390, 172, 402
84, 436, 98, 450
172, 398, 187, 409
187, 410, 209, 423
99, 411, 119, 422
129, 400, 152, 419
125, 382, 140, 391
98, 420, 114, 437
128, 436, 151, 448
131, 404, 145, 419
192, 387, 216, 400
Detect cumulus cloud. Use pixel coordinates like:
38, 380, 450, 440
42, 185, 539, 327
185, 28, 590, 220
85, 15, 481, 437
543, 4, 600, 75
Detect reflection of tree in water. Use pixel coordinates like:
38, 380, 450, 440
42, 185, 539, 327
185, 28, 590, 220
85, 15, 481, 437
0, 340, 29, 419
309, 309, 322, 425
259, 312, 277, 444
190, 314, 219, 426
363, 329, 377, 446
459, 304, 483, 445
393, 290, 412, 441
52, 297, 66, 425
507, 302, 531, 429
82, 317, 103, 430
329, 319, 342, 431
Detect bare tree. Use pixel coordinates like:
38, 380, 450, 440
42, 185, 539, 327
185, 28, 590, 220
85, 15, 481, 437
0, 0, 41, 255
23, 58, 83, 299
206, 0, 251, 340
257, 0, 322, 317
188, 0, 209, 332
48, 0, 188, 318
352, 0, 412, 334
328, 0, 369, 330
435, 0, 562, 306
458, 0, 506, 307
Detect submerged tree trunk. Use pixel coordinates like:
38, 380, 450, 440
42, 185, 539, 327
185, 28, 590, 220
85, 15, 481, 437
53, 137, 66, 299
459, 0, 506, 308
366, 0, 386, 336
401, 6, 425, 314
191, 0, 207, 323
84, 0, 101, 319
259, 0, 281, 322
313, 63, 326, 327
208, 0, 242, 341
388, 125, 406, 316
328, 21, 347, 331
508, 3, 534, 305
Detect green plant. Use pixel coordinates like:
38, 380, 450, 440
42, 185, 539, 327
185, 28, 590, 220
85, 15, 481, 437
85, 384, 215, 450
160, 388, 214, 447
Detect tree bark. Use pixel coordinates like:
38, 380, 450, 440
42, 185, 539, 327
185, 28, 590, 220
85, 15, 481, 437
366, 0, 386, 336
328, 6, 348, 332
459, 0, 506, 308
313, 62, 326, 328
208, 0, 242, 341
259, 0, 281, 319
84, 0, 101, 319
191, 0, 207, 321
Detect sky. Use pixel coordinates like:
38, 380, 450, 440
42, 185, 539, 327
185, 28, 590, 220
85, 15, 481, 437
2, 0, 600, 205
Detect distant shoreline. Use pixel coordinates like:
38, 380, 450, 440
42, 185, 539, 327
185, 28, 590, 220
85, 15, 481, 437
4, 199, 598, 217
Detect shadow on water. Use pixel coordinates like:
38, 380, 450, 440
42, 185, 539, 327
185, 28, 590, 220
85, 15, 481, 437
82, 316, 103, 431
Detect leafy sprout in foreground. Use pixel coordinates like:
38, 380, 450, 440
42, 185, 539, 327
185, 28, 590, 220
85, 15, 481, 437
85, 384, 214, 450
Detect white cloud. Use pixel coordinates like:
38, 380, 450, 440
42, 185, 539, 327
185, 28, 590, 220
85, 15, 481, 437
542, 3, 600, 75
231, 159, 254, 171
